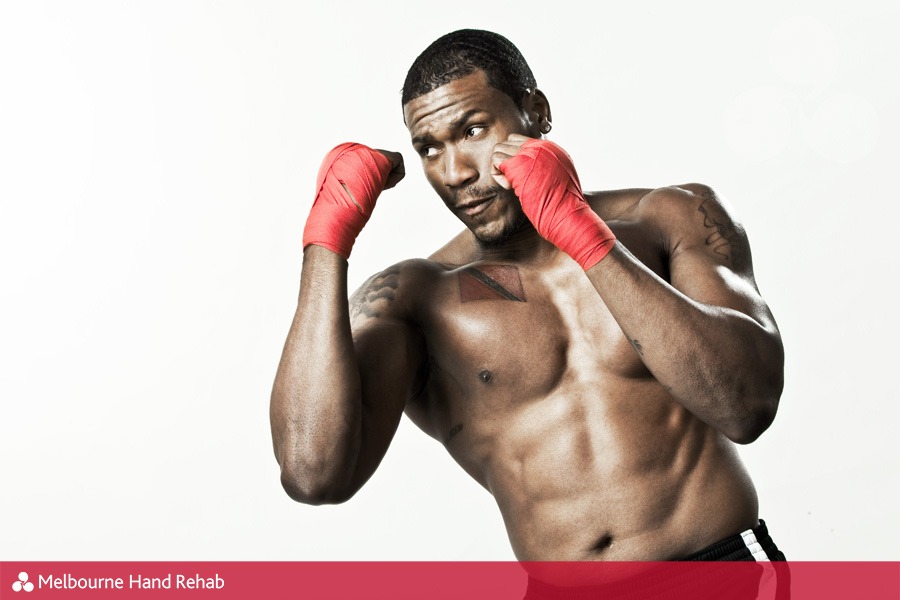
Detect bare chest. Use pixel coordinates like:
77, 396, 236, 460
410, 223, 667, 447
424, 263, 639, 397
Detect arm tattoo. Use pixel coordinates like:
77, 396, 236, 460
697, 191, 746, 270
350, 265, 400, 323
446, 422, 464, 443
629, 337, 645, 357
459, 265, 526, 303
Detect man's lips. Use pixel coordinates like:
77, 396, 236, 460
457, 195, 496, 217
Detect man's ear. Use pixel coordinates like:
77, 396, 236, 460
521, 88, 552, 137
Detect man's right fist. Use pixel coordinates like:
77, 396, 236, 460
302, 143, 404, 259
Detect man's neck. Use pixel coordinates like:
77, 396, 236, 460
476, 224, 557, 265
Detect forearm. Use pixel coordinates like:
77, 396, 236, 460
270, 245, 362, 502
587, 244, 784, 443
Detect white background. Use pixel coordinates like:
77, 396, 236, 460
1, 0, 897, 560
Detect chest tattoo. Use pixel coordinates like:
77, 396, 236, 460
459, 265, 526, 303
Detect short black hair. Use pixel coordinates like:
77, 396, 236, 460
402, 29, 537, 110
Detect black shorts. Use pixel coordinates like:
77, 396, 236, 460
523, 520, 790, 600
682, 519, 787, 561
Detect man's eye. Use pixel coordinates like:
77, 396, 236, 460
420, 146, 438, 158
466, 126, 485, 138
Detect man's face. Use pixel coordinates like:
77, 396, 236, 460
403, 70, 535, 246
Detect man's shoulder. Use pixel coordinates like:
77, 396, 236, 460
592, 183, 740, 238
637, 183, 744, 244
357, 257, 450, 293
587, 183, 727, 219
350, 257, 450, 326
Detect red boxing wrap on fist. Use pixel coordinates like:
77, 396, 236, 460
497, 139, 616, 270
302, 143, 394, 259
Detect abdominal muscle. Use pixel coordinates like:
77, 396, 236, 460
448, 374, 760, 563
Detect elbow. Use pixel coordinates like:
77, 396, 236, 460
279, 468, 354, 505
724, 390, 782, 445
722, 361, 784, 444
724, 412, 771, 445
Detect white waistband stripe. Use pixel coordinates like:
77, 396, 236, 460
740, 528, 770, 562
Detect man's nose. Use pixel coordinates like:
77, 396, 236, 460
442, 147, 478, 189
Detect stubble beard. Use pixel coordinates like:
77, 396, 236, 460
448, 183, 531, 249
474, 207, 531, 249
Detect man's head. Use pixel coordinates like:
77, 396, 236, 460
402, 30, 551, 248
402, 29, 537, 111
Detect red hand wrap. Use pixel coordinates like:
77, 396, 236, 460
302, 143, 393, 259
498, 139, 616, 270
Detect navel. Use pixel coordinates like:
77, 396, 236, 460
590, 535, 613, 554
478, 369, 493, 384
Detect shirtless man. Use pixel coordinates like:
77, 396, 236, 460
271, 28, 786, 583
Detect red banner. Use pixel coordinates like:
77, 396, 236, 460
1, 561, 897, 599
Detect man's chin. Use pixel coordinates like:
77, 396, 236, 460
472, 214, 530, 249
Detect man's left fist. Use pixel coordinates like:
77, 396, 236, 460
494, 136, 616, 270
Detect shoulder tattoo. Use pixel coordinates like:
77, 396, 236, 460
696, 190, 748, 270
350, 265, 401, 324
